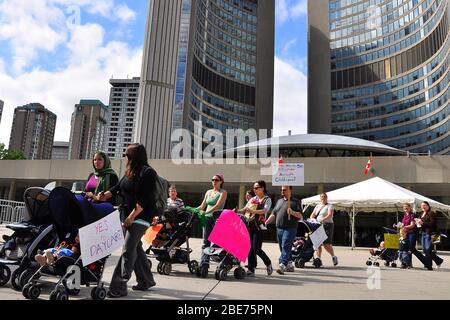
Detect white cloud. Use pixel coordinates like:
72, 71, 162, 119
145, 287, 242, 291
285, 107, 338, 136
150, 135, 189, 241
0, 23, 143, 146
0, 0, 137, 73
115, 3, 137, 23
273, 57, 308, 137
276, 0, 307, 24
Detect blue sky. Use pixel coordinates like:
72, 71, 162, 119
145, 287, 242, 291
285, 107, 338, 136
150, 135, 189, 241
0, 0, 308, 145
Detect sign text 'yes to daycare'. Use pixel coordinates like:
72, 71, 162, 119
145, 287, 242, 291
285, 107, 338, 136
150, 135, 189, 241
79, 210, 124, 266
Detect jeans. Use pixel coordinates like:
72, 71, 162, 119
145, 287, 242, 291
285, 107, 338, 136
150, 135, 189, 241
398, 251, 411, 267
277, 228, 297, 266
247, 230, 271, 272
421, 233, 443, 269
406, 232, 417, 266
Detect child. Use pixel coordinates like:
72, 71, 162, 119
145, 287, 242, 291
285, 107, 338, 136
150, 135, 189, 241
244, 192, 267, 231
35, 233, 80, 267
369, 241, 385, 256
398, 228, 411, 268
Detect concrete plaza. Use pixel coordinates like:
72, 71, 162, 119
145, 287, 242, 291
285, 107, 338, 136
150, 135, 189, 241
1, 227, 449, 301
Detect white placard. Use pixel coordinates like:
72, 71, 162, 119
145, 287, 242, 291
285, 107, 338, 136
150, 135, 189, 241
79, 210, 124, 266
272, 163, 305, 186
310, 224, 328, 250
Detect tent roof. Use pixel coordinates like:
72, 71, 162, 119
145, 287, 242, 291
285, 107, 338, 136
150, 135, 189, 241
302, 177, 450, 215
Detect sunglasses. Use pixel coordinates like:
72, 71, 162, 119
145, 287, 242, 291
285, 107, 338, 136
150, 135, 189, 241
253, 186, 261, 190
212, 179, 221, 182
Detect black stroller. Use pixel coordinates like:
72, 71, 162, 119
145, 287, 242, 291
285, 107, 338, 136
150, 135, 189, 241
197, 214, 247, 281
292, 220, 323, 268
366, 227, 399, 267
146, 208, 199, 275
0, 186, 56, 290
20, 187, 113, 300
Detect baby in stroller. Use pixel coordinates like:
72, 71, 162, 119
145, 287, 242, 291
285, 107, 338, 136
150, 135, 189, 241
34, 233, 80, 267
366, 227, 399, 267
291, 219, 323, 268
146, 207, 199, 276
20, 187, 113, 301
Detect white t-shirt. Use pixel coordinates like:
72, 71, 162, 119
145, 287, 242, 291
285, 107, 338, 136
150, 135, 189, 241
314, 203, 334, 224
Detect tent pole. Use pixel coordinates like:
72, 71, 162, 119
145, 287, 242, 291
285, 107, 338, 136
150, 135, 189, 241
352, 204, 356, 250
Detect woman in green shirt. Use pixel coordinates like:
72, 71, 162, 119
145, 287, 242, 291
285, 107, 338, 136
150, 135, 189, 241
195, 173, 228, 277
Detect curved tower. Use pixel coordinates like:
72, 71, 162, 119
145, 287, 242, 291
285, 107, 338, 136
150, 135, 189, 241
309, 0, 450, 154
136, 0, 274, 159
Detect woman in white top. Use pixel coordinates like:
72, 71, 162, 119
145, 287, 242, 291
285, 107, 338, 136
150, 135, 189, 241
310, 193, 338, 266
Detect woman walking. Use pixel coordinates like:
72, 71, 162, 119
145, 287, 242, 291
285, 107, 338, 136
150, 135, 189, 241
99, 143, 157, 297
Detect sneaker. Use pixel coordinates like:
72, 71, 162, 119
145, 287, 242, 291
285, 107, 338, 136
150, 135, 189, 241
246, 270, 255, 277
286, 262, 295, 272
276, 264, 286, 275
266, 264, 273, 276
332, 256, 339, 266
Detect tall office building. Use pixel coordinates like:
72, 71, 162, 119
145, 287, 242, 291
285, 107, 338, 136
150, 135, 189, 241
106, 77, 140, 159
0, 100, 3, 126
8, 103, 57, 159
52, 141, 69, 160
309, 0, 450, 154
135, 0, 275, 158
69, 100, 108, 160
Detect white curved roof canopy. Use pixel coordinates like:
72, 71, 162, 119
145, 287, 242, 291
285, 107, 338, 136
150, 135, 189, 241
225, 134, 406, 156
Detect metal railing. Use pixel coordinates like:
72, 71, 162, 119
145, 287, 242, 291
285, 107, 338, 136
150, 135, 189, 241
0, 199, 26, 224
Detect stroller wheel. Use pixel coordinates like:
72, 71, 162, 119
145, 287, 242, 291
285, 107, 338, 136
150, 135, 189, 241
188, 260, 199, 274
22, 283, 32, 299
28, 285, 41, 300
313, 258, 322, 268
162, 262, 172, 275
49, 290, 58, 301
157, 262, 163, 275
19, 269, 37, 289
296, 259, 305, 269
366, 261, 372, 266
233, 267, 245, 279
374, 262, 380, 267
384, 261, 390, 267
219, 269, 227, 281
91, 287, 107, 300
197, 265, 208, 278
214, 269, 220, 280
11, 268, 24, 291
56, 290, 69, 301
0, 265, 11, 287
391, 262, 397, 268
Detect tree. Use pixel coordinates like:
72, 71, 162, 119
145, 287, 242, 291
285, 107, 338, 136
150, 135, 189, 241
0, 143, 26, 160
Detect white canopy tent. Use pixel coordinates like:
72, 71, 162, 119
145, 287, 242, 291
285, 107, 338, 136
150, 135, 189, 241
302, 177, 450, 248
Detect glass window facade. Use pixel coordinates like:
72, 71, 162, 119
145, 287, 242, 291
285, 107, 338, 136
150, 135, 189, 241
329, 0, 450, 154
187, 0, 260, 136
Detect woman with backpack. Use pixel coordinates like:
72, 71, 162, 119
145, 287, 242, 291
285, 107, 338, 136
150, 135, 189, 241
99, 143, 157, 298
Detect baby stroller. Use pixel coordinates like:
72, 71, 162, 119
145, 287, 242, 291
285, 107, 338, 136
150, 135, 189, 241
366, 227, 398, 267
292, 220, 323, 268
198, 214, 247, 281
146, 207, 199, 275
0, 185, 56, 290
20, 187, 113, 300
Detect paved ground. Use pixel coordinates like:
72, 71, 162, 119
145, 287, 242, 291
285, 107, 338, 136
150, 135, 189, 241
1, 227, 450, 300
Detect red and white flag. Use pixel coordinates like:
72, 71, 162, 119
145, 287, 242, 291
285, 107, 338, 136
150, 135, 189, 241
364, 155, 373, 175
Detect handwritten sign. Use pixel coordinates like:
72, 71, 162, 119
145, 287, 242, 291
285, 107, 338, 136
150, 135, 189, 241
208, 210, 250, 262
310, 224, 328, 250
79, 210, 124, 266
272, 163, 305, 186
